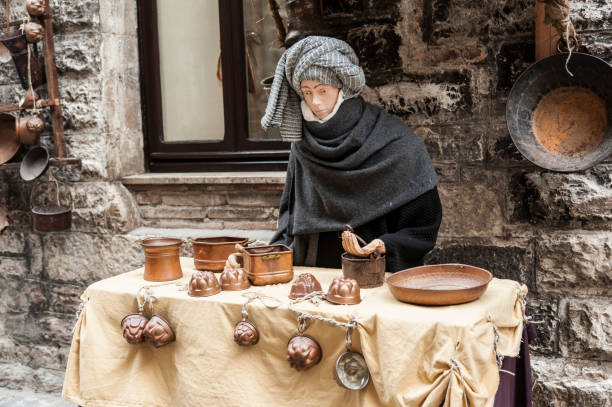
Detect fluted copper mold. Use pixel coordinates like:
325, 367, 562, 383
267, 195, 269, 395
220, 267, 250, 291
233, 320, 259, 346
188, 271, 221, 297
289, 273, 322, 299
143, 315, 176, 348
326, 278, 361, 305
120, 313, 149, 344
287, 334, 322, 371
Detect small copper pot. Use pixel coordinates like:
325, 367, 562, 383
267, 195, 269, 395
121, 312, 149, 344
143, 315, 176, 348
234, 320, 259, 346
191, 236, 248, 271
341, 252, 386, 288
141, 238, 183, 282
25, 22, 44, 43
16, 115, 44, 145
26, 0, 47, 17
287, 334, 322, 371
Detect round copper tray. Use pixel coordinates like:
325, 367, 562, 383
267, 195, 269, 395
386, 264, 492, 305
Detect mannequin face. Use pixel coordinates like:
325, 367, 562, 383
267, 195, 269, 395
300, 80, 340, 119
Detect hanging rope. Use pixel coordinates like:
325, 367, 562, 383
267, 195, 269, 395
537, 0, 581, 76
288, 291, 359, 330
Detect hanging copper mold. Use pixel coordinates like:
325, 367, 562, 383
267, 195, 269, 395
16, 115, 44, 145
0, 30, 45, 89
121, 312, 149, 344
143, 315, 176, 348
286, 334, 322, 371
24, 22, 44, 43
233, 320, 259, 346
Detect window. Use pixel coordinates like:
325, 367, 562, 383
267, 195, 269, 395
137, 0, 289, 172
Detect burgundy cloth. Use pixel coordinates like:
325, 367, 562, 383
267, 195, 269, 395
493, 318, 536, 406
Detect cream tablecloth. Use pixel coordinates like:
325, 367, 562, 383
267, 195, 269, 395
62, 257, 526, 407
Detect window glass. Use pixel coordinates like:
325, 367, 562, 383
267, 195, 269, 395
157, 0, 225, 141
243, 0, 285, 140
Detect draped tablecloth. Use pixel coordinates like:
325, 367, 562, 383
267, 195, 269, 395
62, 257, 527, 407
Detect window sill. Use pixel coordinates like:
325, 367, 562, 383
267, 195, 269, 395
121, 171, 287, 186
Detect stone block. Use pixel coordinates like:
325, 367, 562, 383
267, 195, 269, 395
367, 70, 474, 125
528, 296, 560, 356
55, 34, 102, 75
0, 362, 65, 393
64, 133, 108, 180
39, 315, 74, 347
99, 0, 138, 35
162, 193, 226, 207
536, 233, 611, 295
0, 229, 26, 254
222, 220, 278, 231
53, 0, 100, 34
509, 166, 612, 227
42, 233, 143, 284
583, 31, 612, 64
140, 206, 205, 220
495, 41, 535, 92
414, 124, 485, 163
436, 183, 505, 238
560, 297, 612, 361
486, 122, 531, 165
571, 1, 612, 31
207, 207, 272, 220
426, 238, 535, 291
0, 257, 27, 278
347, 24, 402, 74
49, 284, 84, 315
225, 192, 281, 208
0, 278, 29, 314
532, 357, 612, 406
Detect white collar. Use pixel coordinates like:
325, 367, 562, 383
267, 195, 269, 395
301, 90, 345, 123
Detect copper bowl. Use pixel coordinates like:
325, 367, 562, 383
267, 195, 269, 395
326, 278, 361, 305
141, 237, 183, 282
386, 264, 493, 305
0, 112, 20, 165
287, 334, 322, 371
191, 236, 248, 272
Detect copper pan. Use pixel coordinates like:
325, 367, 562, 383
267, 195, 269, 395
0, 112, 20, 164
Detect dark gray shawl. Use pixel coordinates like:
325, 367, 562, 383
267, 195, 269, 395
271, 97, 438, 265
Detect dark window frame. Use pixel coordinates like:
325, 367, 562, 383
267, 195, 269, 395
137, 0, 290, 172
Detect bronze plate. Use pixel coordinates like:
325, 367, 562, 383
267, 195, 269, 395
386, 264, 492, 305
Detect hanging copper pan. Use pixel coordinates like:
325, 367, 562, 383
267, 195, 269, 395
0, 112, 20, 164
506, 52, 612, 171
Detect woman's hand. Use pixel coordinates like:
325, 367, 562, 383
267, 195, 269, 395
342, 230, 386, 257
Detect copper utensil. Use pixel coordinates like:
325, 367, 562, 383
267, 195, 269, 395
0, 112, 20, 164
287, 334, 322, 371
121, 312, 149, 344
0, 30, 45, 89
238, 244, 294, 286
220, 264, 250, 291
326, 278, 361, 305
24, 22, 44, 43
32, 204, 71, 232
143, 315, 176, 348
341, 252, 386, 288
386, 264, 493, 305
191, 236, 248, 271
289, 273, 322, 299
26, 0, 47, 17
335, 351, 370, 390
188, 270, 221, 297
16, 115, 44, 145
20, 146, 49, 181
141, 238, 183, 282
234, 320, 259, 346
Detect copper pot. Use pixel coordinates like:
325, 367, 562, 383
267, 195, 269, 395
191, 236, 248, 271
16, 115, 44, 145
141, 238, 184, 282
24, 22, 44, 43
32, 204, 71, 233
341, 252, 386, 288
26, 0, 47, 17
238, 244, 294, 286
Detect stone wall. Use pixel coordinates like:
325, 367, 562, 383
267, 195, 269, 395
0, 0, 610, 404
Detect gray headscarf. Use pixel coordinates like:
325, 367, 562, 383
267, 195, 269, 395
261, 36, 366, 142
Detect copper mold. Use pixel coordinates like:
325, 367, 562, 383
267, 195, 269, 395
239, 244, 294, 286
386, 264, 493, 305
141, 237, 183, 282
326, 278, 361, 305
341, 252, 386, 288
289, 273, 322, 299
287, 334, 322, 371
121, 313, 149, 344
234, 320, 259, 346
191, 236, 248, 272
335, 351, 370, 390
143, 315, 176, 348
32, 204, 71, 233
26, 0, 47, 17
507, 52, 612, 171
188, 271, 221, 297
220, 266, 250, 291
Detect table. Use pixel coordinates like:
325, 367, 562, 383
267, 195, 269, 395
62, 258, 529, 407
